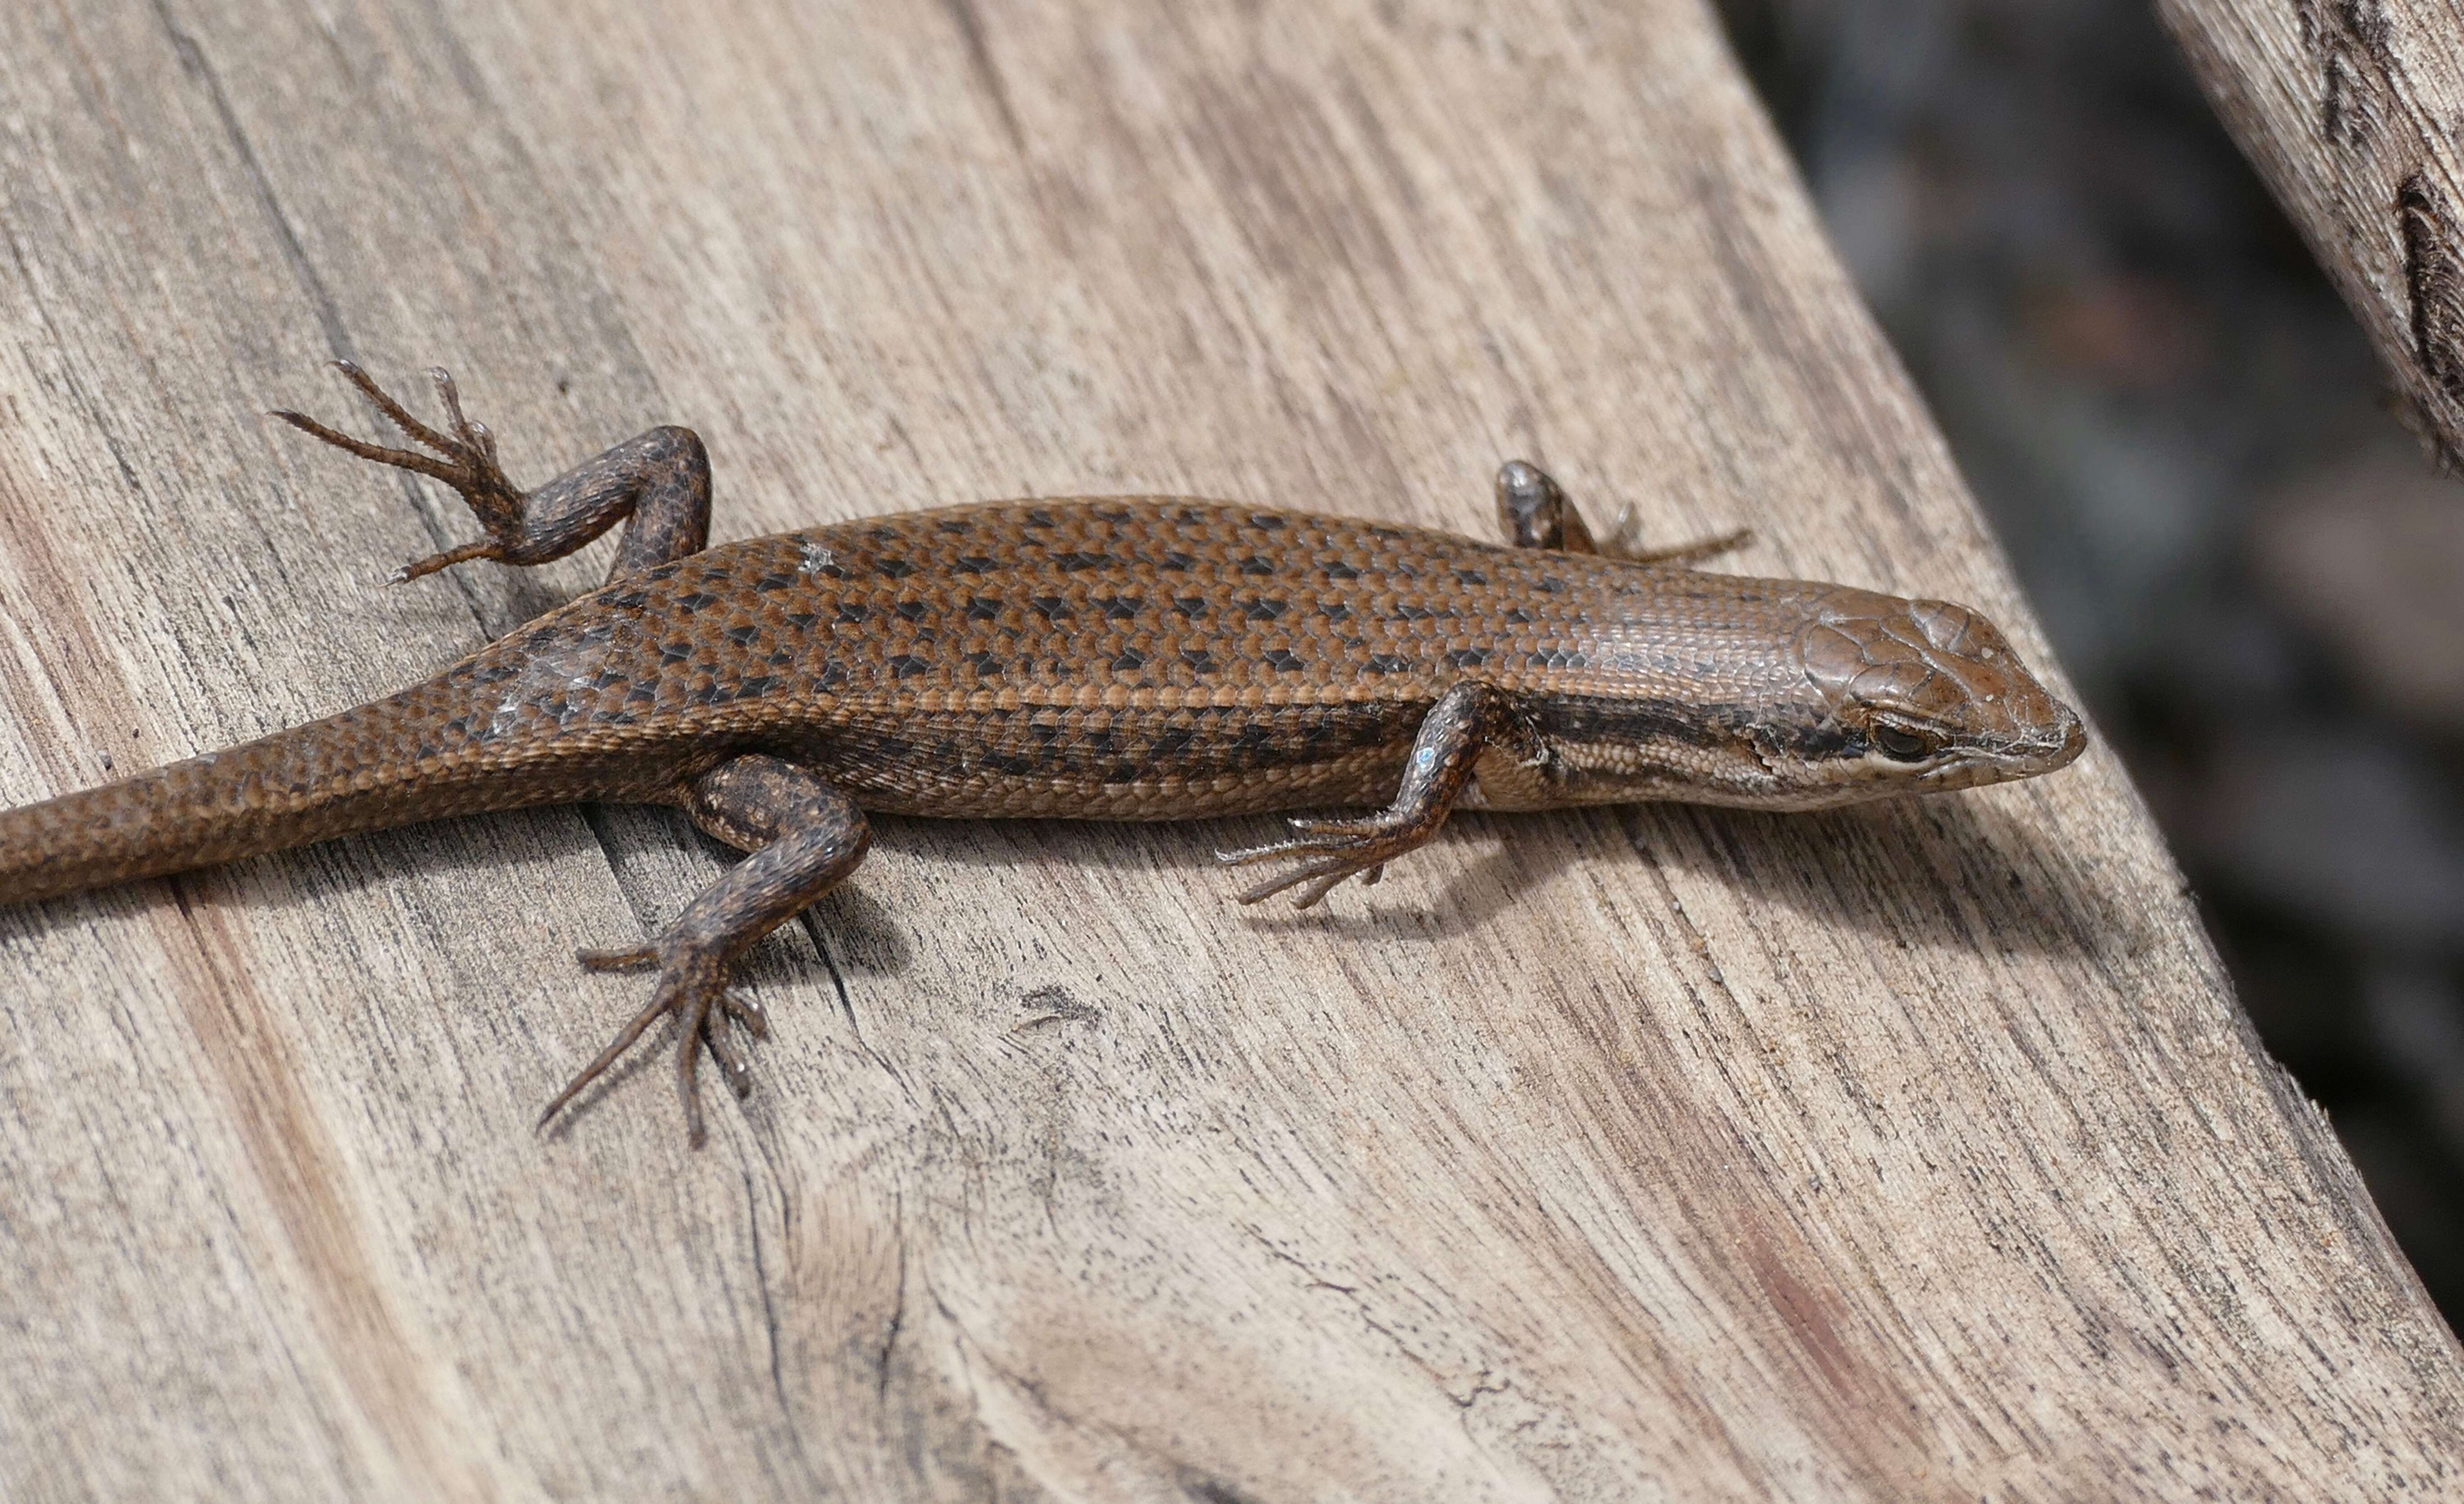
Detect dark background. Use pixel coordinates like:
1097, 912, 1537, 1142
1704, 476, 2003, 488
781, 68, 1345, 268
1717, 0, 2464, 1320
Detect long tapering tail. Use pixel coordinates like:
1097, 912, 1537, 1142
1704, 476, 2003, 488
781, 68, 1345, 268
0, 675, 638, 905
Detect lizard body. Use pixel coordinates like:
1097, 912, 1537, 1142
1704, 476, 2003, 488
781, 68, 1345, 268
0, 365, 2085, 1141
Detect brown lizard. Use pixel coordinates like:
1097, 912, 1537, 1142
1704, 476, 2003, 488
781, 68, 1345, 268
0, 363, 2087, 1143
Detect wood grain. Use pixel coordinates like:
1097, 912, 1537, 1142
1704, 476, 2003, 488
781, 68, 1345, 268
2161, 0, 2464, 467
0, 1, 2456, 1497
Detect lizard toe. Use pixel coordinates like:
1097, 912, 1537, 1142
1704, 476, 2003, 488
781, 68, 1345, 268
539, 946, 755, 1148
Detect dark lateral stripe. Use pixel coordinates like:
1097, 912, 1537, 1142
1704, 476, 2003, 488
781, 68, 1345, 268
1535, 694, 1849, 759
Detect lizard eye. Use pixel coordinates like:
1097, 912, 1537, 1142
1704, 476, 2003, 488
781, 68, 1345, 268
1873, 724, 1936, 761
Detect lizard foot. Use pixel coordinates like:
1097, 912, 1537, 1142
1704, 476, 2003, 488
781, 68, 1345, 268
270, 360, 528, 582
537, 944, 770, 1146
1215, 814, 1431, 908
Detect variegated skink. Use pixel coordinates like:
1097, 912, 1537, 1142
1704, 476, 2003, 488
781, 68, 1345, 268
0, 364, 2086, 1142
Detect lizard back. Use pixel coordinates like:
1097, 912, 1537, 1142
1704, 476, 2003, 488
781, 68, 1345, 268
455, 496, 1848, 818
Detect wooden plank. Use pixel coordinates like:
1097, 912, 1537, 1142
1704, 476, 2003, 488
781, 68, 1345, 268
2161, 0, 2464, 466
0, 0, 2456, 1496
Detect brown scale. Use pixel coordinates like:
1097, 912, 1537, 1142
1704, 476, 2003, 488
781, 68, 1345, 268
0, 364, 2086, 1145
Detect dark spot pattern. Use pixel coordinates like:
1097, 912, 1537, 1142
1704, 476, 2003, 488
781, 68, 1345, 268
420, 495, 1869, 828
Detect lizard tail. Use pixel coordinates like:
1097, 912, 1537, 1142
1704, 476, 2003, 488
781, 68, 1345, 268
0, 677, 655, 906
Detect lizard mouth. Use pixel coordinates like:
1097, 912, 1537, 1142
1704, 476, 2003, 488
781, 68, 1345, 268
1916, 711, 2087, 787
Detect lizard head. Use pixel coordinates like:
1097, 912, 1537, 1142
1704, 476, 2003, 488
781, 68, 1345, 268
1479, 573, 2087, 815
1781, 589, 2087, 802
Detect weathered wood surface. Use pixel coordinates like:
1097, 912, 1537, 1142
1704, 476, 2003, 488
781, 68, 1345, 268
2161, 0, 2464, 467
0, 1, 2456, 1497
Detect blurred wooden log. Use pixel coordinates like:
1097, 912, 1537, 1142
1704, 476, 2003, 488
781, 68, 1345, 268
2162, 0, 2464, 467
1, 0, 2459, 1497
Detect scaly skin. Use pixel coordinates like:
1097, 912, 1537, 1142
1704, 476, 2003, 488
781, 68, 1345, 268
0, 364, 2086, 1143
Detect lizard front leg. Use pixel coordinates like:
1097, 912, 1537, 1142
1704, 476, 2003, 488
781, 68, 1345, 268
539, 754, 873, 1147
1217, 681, 1547, 908
1494, 459, 1749, 565
272, 360, 711, 583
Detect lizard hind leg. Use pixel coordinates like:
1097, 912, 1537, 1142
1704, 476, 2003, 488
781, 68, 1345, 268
1492, 459, 1749, 565
538, 754, 872, 1147
271, 359, 713, 584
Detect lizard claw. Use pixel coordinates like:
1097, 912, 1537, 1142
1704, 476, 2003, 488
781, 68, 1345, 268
1602, 512, 1754, 568
270, 360, 528, 580
1216, 815, 1418, 909
539, 945, 766, 1147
